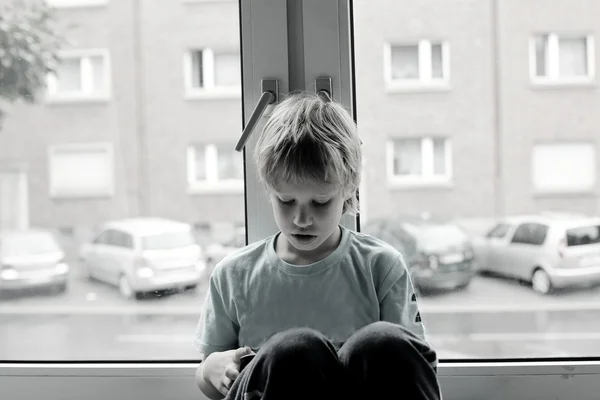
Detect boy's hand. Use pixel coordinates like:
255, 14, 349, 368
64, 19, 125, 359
203, 347, 255, 396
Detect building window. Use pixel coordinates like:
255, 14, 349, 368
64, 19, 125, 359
184, 49, 241, 98
532, 142, 596, 193
187, 143, 243, 193
386, 137, 452, 185
530, 34, 595, 84
383, 41, 450, 89
46, 50, 110, 100
49, 143, 115, 198
45, 0, 109, 8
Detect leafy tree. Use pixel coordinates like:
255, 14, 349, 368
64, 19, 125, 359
0, 0, 63, 126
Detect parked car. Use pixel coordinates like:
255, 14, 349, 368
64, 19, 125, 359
472, 213, 600, 295
204, 227, 246, 274
362, 217, 477, 292
79, 218, 205, 299
0, 229, 69, 296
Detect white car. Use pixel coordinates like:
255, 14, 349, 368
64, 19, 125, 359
79, 218, 205, 299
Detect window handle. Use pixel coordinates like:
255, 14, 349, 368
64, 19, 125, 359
235, 79, 279, 152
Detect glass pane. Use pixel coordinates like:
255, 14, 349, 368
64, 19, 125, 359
393, 139, 422, 176
0, 1, 244, 361
56, 58, 82, 92
90, 55, 105, 93
354, 1, 600, 362
534, 35, 548, 77
432, 138, 446, 175
391, 45, 419, 80
431, 43, 443, 78
216, 144, 243, 180
214, 52, 241, 87
559, 37, 587, 77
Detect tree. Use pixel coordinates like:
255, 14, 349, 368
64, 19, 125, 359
0, 0, 63, 126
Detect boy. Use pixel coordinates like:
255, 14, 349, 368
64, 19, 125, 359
194, 92, 441, 400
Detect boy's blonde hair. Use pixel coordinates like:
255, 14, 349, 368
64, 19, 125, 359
254, 91, 362, 215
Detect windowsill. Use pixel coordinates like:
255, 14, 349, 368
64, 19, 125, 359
385, 82, 451, 94
530, 79, 597, 90
45, 95, 111, 105
188, 183, 244, 195
387, 179, 454, 190
533, 190, 597, 199
50, 192, 114, 200
184, 90, 242, 101
47, 0, 109, 9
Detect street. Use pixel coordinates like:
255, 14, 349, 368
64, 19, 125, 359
3, 269, 600, 360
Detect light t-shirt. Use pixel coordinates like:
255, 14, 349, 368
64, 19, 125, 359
194, 225, 426, 356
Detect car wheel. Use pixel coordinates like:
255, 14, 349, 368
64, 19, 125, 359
119, 275, 136, 299
532, 268, 552, 295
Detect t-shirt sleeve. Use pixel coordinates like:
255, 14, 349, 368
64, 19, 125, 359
193, 268, 240, 356
378, 253, 427, 342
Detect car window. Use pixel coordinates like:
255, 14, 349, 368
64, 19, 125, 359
511, 223, 548, 246
142, 230, 196, 250
566, 225, 600, 247
110, 231, 134, 249
486, 223, 511, 239
93, 230, 110, 245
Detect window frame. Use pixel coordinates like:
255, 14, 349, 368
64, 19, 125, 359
183, 48, 242, 99
46, 49, 112, 102
186, 143, 244, 194
3, 1, 600, 400
383, 40, 451, 92
529, 33, 596, 86
386, 137, 453, 188
48, 142, 115, 199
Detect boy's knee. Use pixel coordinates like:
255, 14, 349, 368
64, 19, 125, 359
261, 327, 337, 366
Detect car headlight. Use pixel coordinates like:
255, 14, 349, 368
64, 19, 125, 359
196, 260, 206, 272
136, 267, 154, 278
0, 267, 18, 280
55, 262, 69, 274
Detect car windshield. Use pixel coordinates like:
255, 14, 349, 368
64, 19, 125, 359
566, 225, 600, 247
408, 224, 468, 251
141, 231, 196, 250
1, 232, 61, 257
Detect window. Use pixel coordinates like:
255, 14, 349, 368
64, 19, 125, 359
45, 0, 109, 8
387, 137, 452, 185
48, 143, 114, 198
531, 33, 595, 84
510, 223, 549, 246
187, 143, 243, 192
486, 223, 511, 239
46, 50, 110, 100
184, 49, 241, 97
384, 41, 450, 90
532, 143, 596, 193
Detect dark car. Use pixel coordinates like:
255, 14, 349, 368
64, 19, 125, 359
362, 217, 477, 292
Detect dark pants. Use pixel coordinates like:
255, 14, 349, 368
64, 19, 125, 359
225, 321, 441, 400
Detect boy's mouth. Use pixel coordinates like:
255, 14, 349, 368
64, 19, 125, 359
292, 233, 317, 242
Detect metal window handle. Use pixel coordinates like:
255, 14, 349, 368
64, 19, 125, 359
235, 79, 279, 152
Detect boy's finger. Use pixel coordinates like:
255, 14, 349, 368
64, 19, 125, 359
233, 346, 252, 363
225, 365, 240, 381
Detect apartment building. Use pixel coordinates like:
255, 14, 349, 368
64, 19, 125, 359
0, 0, 598, 237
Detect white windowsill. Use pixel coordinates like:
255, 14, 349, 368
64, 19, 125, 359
387, 179, 454, 190
45, 95, 111, 105
46, 0, 109, 9
530, 78, 596, 90
533, 190, 597, 198
188, 183, 244, 195
385, 82, 451, 94
184, 90, 242, 101
50, 191, 114, 200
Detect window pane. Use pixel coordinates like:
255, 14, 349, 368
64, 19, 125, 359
214, 52, 241, 87
354, 1, 600, 362
216, 144, 243, 180
432, 138, 446, 175
431, 43, 444, 78
534, 35, 548, 77
90, 55, 106, 92
56, 58, 82, 92
391, 45, 420, 80
393, 139, 422, 175
1, 1, 244, 361
559, 37, 587, 77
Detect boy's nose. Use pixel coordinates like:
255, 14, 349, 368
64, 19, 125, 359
293, 209, 313, 228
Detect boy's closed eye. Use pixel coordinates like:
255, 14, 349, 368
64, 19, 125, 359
278, 198, 331, 207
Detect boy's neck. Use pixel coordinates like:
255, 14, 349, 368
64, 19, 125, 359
276, 226, 342, 266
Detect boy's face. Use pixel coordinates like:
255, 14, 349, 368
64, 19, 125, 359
268, 179, 347, 257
